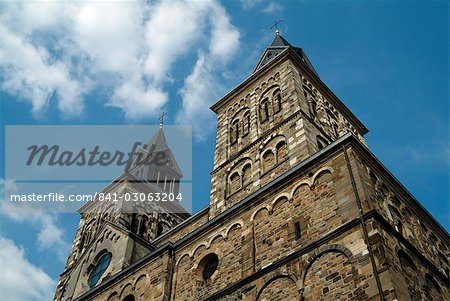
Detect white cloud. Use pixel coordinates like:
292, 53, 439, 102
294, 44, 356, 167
0, 179, 71, 261
143, 0, 207, 81
2, 205, 70, 260
0, 0, 240, 137
176, 1, 240, 141
263, 2, 284, 14
177, 53, 219, 141
107, 77, 168, 119
0, 23, 84, 117
0, 235, 56, 301
209, 5, 240, 60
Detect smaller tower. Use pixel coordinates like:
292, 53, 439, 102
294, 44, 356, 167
55, 125, 189, 301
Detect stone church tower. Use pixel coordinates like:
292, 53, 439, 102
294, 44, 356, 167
55, 33, 449, 301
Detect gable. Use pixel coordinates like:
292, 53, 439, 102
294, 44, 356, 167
62, 223, 153, 300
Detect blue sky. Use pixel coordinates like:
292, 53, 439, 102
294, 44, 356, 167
0, 0, 448, 300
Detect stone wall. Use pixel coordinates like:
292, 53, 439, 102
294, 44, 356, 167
154, 209, 210, 246
352, 146, 450, 278
84, 250, 173, 301
63, 140, 449, 301
171, 147, 380, 300
366, 218, 448, 301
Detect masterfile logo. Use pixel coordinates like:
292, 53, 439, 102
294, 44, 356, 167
5, 125, 192, 214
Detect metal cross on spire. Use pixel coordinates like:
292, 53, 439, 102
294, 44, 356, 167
271, 19, 282, 35
158, 112, 167, 128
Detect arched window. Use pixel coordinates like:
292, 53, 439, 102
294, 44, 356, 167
429, 232, 438, 243
317, 136, 328, 150
260, 98, 270, 122
273, 89, 282, 113
425, 274, 442, 300
242, 163, 252, 185
308, 98, 317, 117
276, 141, 287, 162
388, 205, 403, 234
327, 109, 339, 137
88, 252, 112, 287
396, 220, 403, 235
331, 121, 339, 137
138, 216, 148, 237
388, 205, 401, 220
398, 250, 416, 269
242, 111, 251, 135
86, 229, 93, 245
369, 170, 378, 184
131, 213, 139, 234
229, 172, 241, 194
156, 222, 170, 237
122, 295, 135, 301
156, 223, 164, 237
398, 250, 419, 299
230, 119, 240, 144
263, 150, 275, 172
317, 140, 325, 150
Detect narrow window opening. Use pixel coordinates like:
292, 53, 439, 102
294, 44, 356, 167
138, 216, 147, 237
295, 222, 302, 240
230, 119, 240, 144
318, 140, 325, 150
156, 223, 164, 237
260, 98, 269, 122
243, 112, 250, 135
396, 221, 403, 234
273, 90, 282, 113
308, 98, 317, 117
317, 136, 328, 150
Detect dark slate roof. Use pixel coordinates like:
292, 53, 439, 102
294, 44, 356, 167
253, 33, 318, 76
271, 33, 292, 47
146, 126, 183, 177
126, 126, 183, 177
146, 126, 169, 152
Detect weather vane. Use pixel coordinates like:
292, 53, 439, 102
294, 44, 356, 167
271, 19, 282, 35
158, 112, 167, 127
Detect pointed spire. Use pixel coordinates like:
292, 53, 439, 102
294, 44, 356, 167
253, 31, 318, 76
270, 33, 292, 47
146, 126, 169, 152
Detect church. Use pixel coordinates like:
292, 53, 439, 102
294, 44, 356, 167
54, 32, 449, 301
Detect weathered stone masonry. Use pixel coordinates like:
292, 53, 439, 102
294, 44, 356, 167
55, 33, 449, 301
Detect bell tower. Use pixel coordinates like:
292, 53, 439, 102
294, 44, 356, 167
209, 32, 368, 217
54, 125, 189, 301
